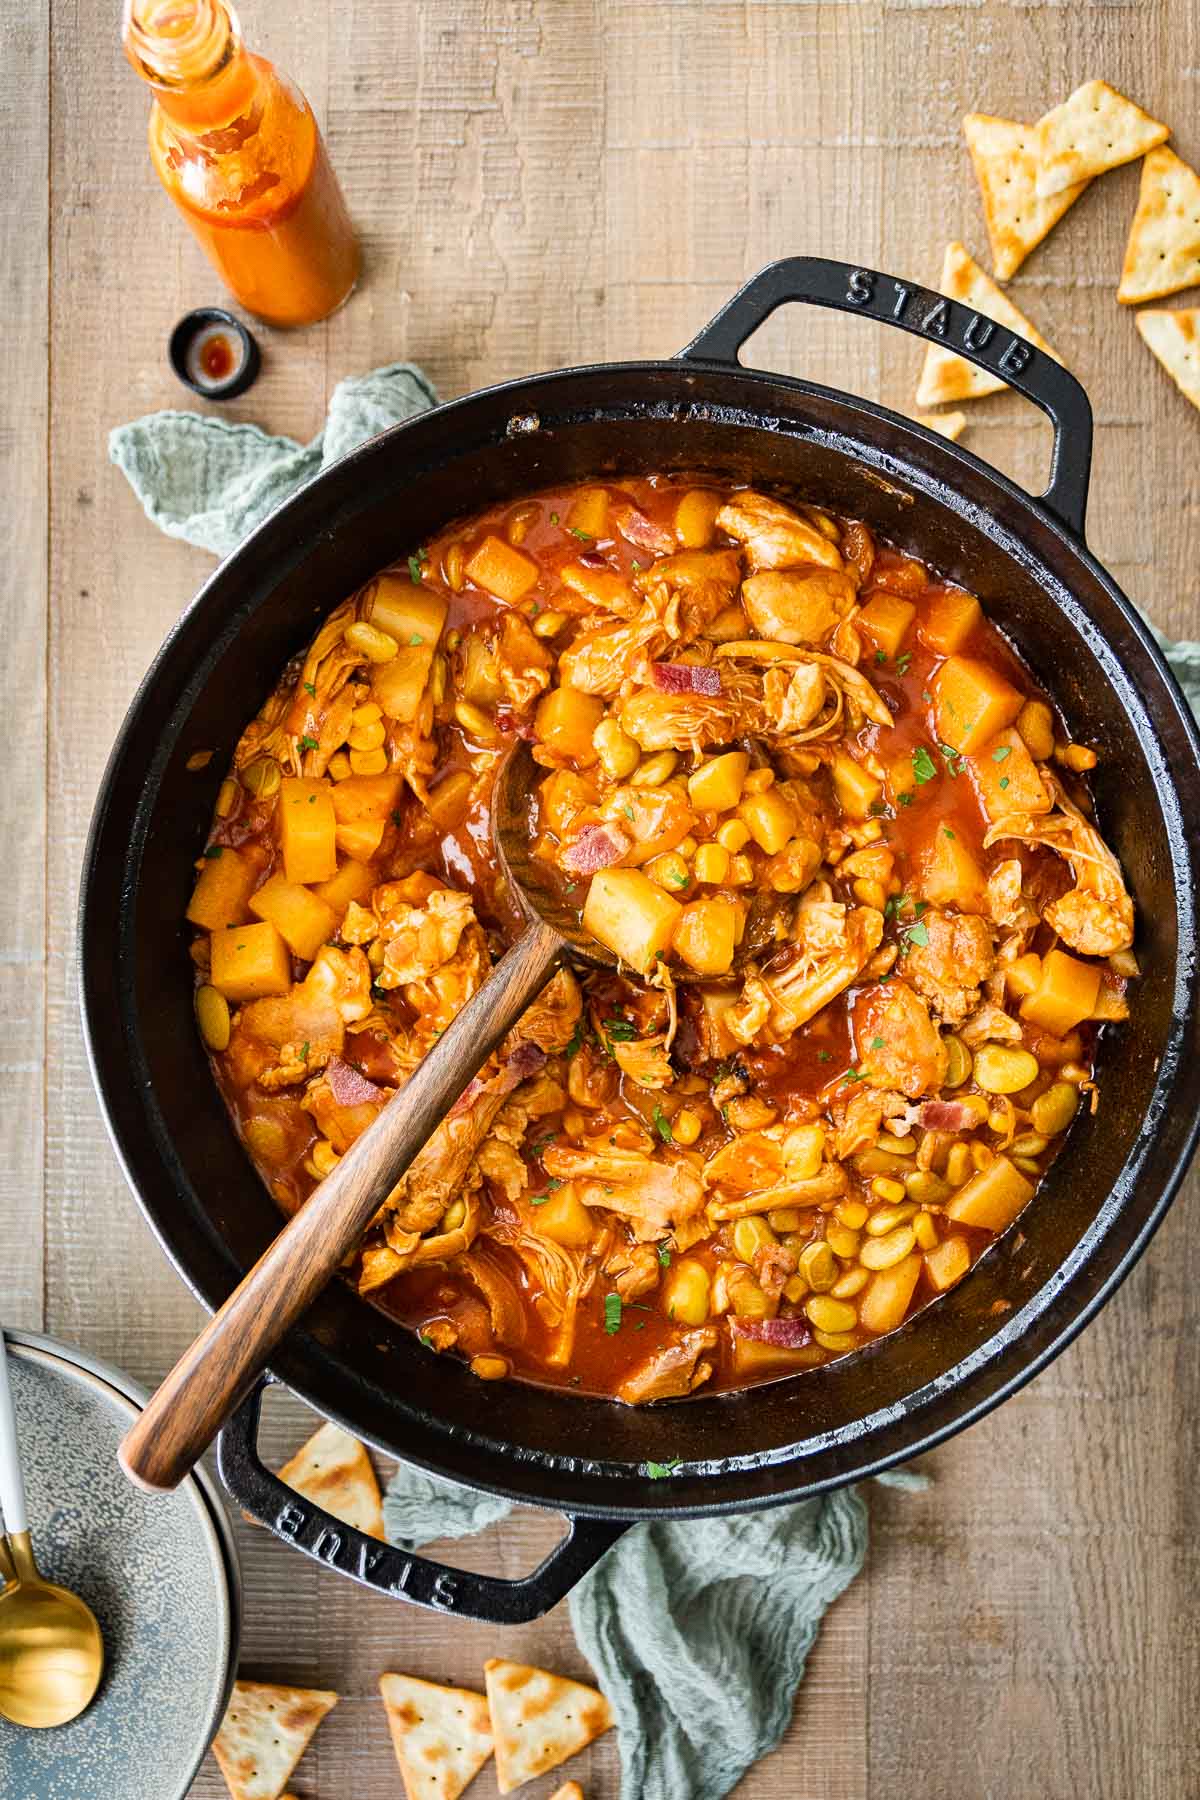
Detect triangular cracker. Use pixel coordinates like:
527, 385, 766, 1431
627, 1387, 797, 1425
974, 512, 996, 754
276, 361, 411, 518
549, 1786, 585, 1800
915, 410, 968, 443
211, 1680, 338, 1800
1033, 80, 1168, 199
277, 1421, 385, 1540
379, 1673, 494, 1800
1135, 308, 1200, 411
915, 242, 1063, 408
963, 113, 1089, 280
484, 1660, 613, 1794
1118, 146, 1200, 304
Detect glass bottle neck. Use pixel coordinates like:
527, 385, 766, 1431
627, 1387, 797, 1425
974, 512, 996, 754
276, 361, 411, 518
123, 0, 261, 131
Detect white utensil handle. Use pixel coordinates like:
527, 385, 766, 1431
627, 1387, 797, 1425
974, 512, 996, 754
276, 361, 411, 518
0, 1332, 28, 1536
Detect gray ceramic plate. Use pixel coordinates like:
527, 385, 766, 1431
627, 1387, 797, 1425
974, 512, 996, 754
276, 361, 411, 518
0, 1330, 240, 1800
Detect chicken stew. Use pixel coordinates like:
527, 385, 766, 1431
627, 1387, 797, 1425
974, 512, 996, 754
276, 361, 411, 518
186, 476, 1136, 1405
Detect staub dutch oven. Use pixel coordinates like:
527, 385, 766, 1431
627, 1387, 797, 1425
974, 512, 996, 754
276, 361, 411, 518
81, 258, 1200, 1623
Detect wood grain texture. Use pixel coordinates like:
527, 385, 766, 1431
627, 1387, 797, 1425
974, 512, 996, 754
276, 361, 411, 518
3, 1, 1194, 1795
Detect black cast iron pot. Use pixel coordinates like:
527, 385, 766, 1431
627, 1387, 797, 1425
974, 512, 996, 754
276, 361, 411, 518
81, 258, 1200, 1623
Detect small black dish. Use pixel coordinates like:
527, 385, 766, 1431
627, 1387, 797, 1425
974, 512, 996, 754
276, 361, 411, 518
168, 308, 260, 401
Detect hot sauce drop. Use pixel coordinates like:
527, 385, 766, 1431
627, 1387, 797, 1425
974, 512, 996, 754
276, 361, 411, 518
124, 1, 359, 328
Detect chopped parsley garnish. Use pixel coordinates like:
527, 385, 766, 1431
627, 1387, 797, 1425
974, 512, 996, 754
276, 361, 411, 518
299, 1041, 309, 1060
391, 808, 403, 827
875, 649, 887, 665
418, 1331, 434, 1348
621, 803, 635, 822
870, 1035, 884, 1050
992, 743, 1012, 763
841, 1066, 861, 1086
646, 1459, 682, 1480
667, 869, 689, 889
943, 826, 956, 840
898, 791, 913, 807
657, 1244, 672, 1267
818, 1049, 832, 1063
409, 632, 424, 646
408, 548, 429, 583
895, 651, 913, 676
298, 734, 319, 751
652, 1104, 674, 1144
631, 558, 644, 571
564, 1015, 586, 1058
604, 1292, 623, 1335
922, 688, 933, 704
999, 775, 1010, 790
568, 526, 593, 542
903, 918, 930, 950
939, 742, 965, 777
370, 981, 388, 1000
202, 844, 223, 859
912, 745, 938, 785
605, 1017, 638, 1041
303, 680, 317, 697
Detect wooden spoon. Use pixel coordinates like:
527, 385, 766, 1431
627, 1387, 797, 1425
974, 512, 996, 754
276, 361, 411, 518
118, 741, 614, 1493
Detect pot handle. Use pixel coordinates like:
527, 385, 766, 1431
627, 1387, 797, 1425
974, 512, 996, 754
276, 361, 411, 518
216, 1379, 630, 1624
678, 256, 1094, 541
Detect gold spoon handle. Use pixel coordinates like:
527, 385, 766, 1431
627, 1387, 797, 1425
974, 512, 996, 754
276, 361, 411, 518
0, 1532, 14, 1587
0, 1332, 29, 1540
119, 915, 566, 1494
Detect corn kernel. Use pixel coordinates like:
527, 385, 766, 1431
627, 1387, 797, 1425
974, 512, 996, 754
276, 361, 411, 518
345, 620, 400, 663
836, 1199, 869, 1229
631, 750, 679, 788
532, 609, 568, 639
444, 627, 462, 651
646, 852, 692, 895
831, 1265, 870, 1299
742, 766, 775, 793
870, 1176, 907, 1205
798, 1241, 837, 1292
806, 1294, 858, 1333
944, 1142, 972, 1187
215, 778, 239, 818
970, 1141, 994, 1171
716, 819, 751, 853
726, 854, 754, 886
694, 842, 730, 885
673, 1107, 702, 1147
912, 1211, 939, 1251
328, 751, 353, 781
1061, 743, 1098, 772
349, 746, 389, 776
469, 1353, 511, 1380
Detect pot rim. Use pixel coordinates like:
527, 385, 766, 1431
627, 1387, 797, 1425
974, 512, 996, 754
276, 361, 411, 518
80, 352, 1200, 1516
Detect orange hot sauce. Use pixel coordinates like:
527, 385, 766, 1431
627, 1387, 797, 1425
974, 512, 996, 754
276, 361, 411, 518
124, 1, 359, 328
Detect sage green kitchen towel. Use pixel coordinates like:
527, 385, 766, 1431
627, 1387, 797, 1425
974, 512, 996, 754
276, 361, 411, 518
110, 360, 1199, 1800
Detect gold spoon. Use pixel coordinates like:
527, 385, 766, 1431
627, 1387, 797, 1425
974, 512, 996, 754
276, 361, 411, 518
119, 741, 785, 1492
0, 1330, 104, 1729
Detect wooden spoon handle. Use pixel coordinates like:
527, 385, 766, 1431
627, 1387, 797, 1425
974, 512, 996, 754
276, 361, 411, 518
119, 917, 565, 1494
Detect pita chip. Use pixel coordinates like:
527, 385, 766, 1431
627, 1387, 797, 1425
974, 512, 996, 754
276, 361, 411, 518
484, 1659, 613, 1794
963, 113, 1089, 280
379, 1672, 494, 1800
915, 242, 1063, 409
277, 1420, 385, 1539
1033, 80, 1168, 199
211, 1680, 338, 1800
915, 410, 967, 443
1118, 146, 1200, 304
1135, 308, 1200, 411
548, 1786, 585, 1800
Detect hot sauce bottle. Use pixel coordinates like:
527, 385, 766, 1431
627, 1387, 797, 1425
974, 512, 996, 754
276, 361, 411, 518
124, 0, 359, 328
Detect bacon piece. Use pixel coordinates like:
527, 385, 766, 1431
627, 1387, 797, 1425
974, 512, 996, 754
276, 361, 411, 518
651, 661, 722, 697
325, 1056, 383, 1108
730, 1316, 812, 1348
562, 824, 631, 874
918, 1098, 978, 1132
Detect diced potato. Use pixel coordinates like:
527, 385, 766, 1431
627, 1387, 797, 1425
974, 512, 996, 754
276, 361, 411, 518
209, 920, 293, 1002
534, 686, 605, 766
858, 592, 915, 660
917, 827, 987, 912
372, 643, 435, 721
559, 561, 634, 613
969, 728, 1049, 822
662, 1258, 711, 1325
425, 768, 474, 830
249, 873, 338, 962
312, 858, 377, 919
535, 1183, 594, 1248
688, 750, 749, 814
1020, 948, 1101, 1036
919, 589, 982, 655
464, 534, 539, 602
1005, 952, 1043, 1000
186, 846, 259, 931
698, 985, 739, 1059
582, 867, 682, 971
924, 1235, 971, 1293
830, 751, 882, 820
737, 787, 796, 854
944, 1154, 1034, 1233
367, 573, 448, 647
278, 777, 338, 885
934, 656, 1023, 756
672, 900, 738, 976
858, 1251, 923, 1335
329, 771, 404, 826
459, 630, 501, 706
674, 488, 721, 548
730, 1333, 825, 1378
566, 486, 609, 539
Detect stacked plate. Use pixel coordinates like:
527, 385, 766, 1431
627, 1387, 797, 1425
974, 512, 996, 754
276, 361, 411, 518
0, 1329, 240, 1800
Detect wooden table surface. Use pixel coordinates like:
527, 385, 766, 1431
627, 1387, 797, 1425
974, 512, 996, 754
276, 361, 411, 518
4, 3, 1198, 1796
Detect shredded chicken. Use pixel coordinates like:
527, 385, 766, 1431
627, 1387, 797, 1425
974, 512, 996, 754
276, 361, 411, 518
714, 491, 845, 573
855, 979, 948, 1098
905, 910, 996, 1026
616, 1328, 718, 1404
541, 1144, 706, 1241
984, 774, 1134, 956
741, 568, 857, 645
728, 904, 884, 1045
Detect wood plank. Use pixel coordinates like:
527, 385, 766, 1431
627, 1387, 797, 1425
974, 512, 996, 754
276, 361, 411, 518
0, 5, 49, 1330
